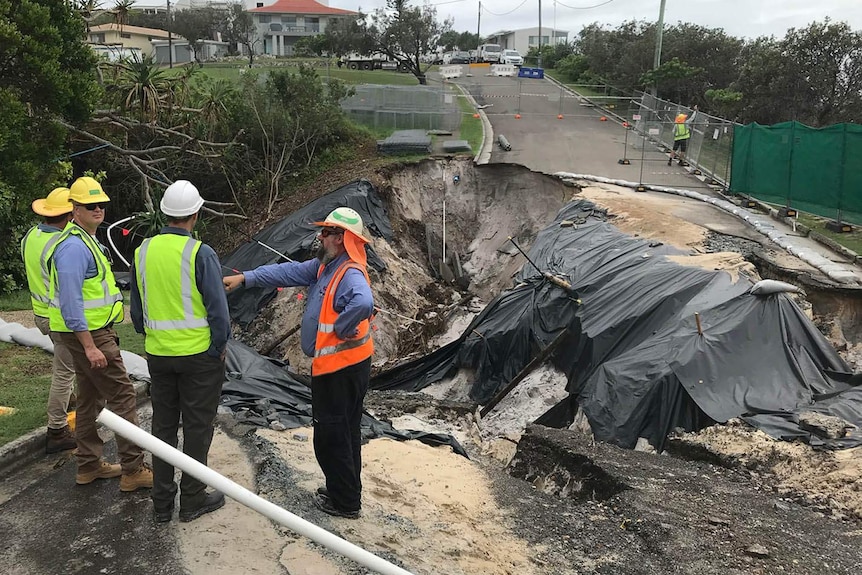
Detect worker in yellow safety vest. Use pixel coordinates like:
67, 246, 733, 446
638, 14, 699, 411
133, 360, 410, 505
130, 179, 231, 524
222, 207, 375, 519
668, 105, 698, 167
47, 176, 153, 492
20, 187, 77, 453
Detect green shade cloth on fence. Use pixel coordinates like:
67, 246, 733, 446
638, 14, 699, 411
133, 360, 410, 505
731, 122, 862, 224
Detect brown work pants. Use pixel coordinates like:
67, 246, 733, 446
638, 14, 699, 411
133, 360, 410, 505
56, 327, 144, 475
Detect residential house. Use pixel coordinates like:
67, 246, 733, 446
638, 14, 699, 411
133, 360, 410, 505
248, 0, 357, 57
484, 27, 569, 59
88, 23, 171, 58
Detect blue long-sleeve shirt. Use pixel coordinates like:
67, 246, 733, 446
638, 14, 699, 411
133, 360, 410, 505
53, 227, 115, 333
129, 227, 231, 358
243, 252, 374, 358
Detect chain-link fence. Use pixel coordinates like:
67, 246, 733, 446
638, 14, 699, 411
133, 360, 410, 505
632, 94, 738, 186
340, 84, 462, 132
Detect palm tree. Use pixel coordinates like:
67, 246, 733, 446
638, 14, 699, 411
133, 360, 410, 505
114, 53, 170, 121
74, 0, 105, 34
110, 0, 136, 34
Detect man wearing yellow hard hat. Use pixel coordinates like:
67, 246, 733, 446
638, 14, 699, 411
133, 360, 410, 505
46, 176, 153, 492
223, 207, 374, 519
20, 187, 77, 453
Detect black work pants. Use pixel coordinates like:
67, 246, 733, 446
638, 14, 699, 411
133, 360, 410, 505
148, 351, 224, 511
311, 357, 371, 512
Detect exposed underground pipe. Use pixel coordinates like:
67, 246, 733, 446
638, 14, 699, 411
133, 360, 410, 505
497, 134, 512, 151
96, 408, 415, 575
107, 215, 136, 268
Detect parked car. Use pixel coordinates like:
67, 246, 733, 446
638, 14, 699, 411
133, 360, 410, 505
450, 51, 471, 64
501, 49, 523, 66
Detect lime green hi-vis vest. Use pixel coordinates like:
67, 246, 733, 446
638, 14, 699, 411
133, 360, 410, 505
134, 234, 211, 357
21, 226, 65, 318
674, 122, 691, 141
47, 223, 124, 332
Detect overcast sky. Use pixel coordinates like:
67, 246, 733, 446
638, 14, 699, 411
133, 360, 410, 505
335, 0, 861, 40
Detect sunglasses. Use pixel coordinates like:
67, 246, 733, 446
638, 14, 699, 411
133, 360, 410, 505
319, 228, 343, 238
79, 202, 108, 211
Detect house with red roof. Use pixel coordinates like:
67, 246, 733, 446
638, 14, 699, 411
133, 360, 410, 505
247, 0, 358, 57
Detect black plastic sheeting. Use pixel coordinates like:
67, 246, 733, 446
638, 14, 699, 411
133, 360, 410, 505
372, 199, 862, 451
221, 340, 467, 457
222, 180, 393, 325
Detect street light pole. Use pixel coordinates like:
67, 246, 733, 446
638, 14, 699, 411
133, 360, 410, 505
167, 0, 173, 68
476, 1, 481, 61
651, 0, 667, 96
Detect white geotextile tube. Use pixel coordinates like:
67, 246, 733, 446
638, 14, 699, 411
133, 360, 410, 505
96, 408, 415, 575
555, 172, 861, 285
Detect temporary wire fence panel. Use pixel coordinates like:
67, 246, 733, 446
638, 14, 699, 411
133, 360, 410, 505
633, 94, 737, 186
341, 84, 462, 132
731, 122, 862, 224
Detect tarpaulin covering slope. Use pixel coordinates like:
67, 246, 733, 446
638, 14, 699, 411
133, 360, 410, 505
222, 180, 393, 325
373, 199, 862, 450
221, 340, 467, 456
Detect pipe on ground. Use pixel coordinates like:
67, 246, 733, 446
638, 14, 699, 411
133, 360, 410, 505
96, 408, 414, 575
497, 134, 512, 151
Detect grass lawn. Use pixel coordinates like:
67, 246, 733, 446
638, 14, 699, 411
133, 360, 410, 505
454, 88, 483, 154
0, 342, 52, 446
796, 213, 862, 255
0, 290, 29, 312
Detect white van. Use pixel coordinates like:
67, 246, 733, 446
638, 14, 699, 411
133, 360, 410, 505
478, 44, 502, 63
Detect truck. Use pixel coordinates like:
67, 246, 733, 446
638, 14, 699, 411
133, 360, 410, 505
338, 53, 409, 72
478, 43, 502, 63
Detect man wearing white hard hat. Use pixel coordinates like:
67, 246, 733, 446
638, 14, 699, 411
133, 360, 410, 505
223, 207, 374, 519
21, 187, 77, 453
130, 180, 231, 523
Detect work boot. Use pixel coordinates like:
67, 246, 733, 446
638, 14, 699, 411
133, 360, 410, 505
316, 486, 330, 499
313, 493, 360, 519
120, 463, 154, 492
153, 503, 175, 524
46, 425, 76, 454
179, 491, 226, 523
76, 460, 122, 485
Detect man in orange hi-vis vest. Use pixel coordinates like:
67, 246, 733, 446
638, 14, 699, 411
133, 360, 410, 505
223, 207, 374, 519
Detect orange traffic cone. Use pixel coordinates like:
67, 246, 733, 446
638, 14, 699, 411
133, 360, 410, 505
515, 114, 521, 119
622, 121, 630, 127
473, 113, 480, 118
599, 116, 608, 122
557, 114, 564, 119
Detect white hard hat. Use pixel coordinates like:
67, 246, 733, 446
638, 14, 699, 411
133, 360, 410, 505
312, 207, 369, 243
160, 180, 204, 218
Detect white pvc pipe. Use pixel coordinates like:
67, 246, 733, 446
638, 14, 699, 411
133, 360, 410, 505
107, 215, 136, 268
96, 408, 415, 575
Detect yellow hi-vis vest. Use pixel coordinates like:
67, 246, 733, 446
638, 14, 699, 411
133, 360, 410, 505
21, 226, 65, 318
673, 122, 691, 141
134, 234, 211, 356
47, 223, 124, 332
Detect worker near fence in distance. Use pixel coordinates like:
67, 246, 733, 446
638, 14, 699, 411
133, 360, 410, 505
668, 105, 698, 167
222, 207, 374, 519
21, 187, 77, 454
46, 176, 153, 492
130, 180, 231, 524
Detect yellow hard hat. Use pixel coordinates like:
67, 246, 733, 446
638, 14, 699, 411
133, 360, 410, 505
32, 187, 73, 217
69, 176, 111, 204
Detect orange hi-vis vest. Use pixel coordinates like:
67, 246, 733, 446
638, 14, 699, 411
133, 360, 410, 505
312, 260, 374, 376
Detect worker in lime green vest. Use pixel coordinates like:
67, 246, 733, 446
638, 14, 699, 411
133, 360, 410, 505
20, 187, 76, 453
48, 176, 153, 492
130, 180, 231, 524
668, 105, 698, 167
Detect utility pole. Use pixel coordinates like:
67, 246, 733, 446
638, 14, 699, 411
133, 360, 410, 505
167, 0, 173, 68
537, 0, 542, 68
476, 1, 481, 60
651, 0, 667, 97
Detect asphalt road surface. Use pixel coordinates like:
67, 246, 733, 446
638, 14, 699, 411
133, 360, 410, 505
453, 72, 715, 190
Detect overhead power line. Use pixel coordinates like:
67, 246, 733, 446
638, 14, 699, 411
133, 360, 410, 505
481, 0, 530, 17
556, 0, 617, 9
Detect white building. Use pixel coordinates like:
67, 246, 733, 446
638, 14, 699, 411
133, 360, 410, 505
247, 0, 357, 57
485, 27, 569, 58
